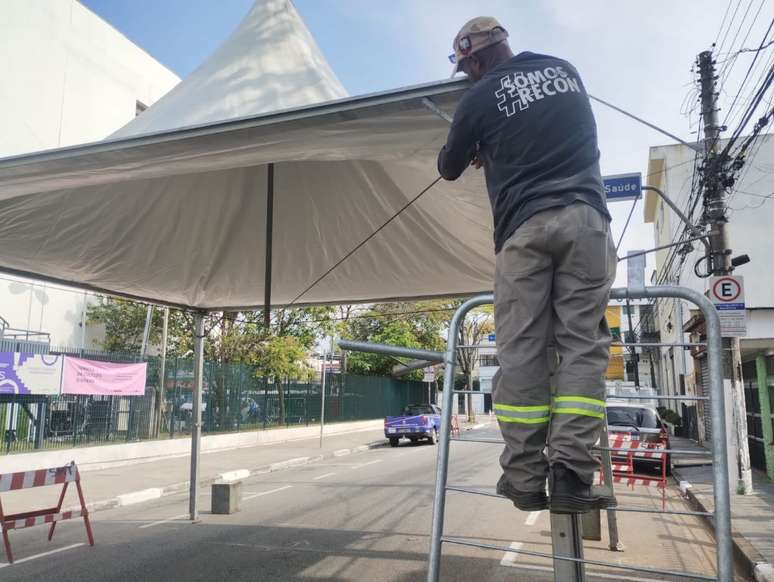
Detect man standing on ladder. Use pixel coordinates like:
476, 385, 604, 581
437, 17, 616, 513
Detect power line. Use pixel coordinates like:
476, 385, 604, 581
717, 0, 764, 84
739, 38, 774, 52
722, 16, 774, 128
717, 0, 745, 56
714, 0, 736, 49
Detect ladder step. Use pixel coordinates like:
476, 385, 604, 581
445, 485, 506, 499
449, 437, 504, 444
595, 446, 712, 456
610, 394, 709, 401
612, 507, 713, 517
441, 536, 715, 580
446, 486, 712, 517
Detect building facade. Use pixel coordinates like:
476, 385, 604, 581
644, 138, 774, 477
0, 0, 179, 347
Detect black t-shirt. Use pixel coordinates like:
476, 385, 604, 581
437, 52, 611, 253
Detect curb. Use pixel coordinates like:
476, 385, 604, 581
673, 470, 771, 581
80, 440, 388, 515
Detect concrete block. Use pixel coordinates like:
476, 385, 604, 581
212, 481, 241, 515
581, 509, 602, 541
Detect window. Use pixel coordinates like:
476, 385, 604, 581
479, 354, 499, 367
403, 404, 435, 416
135, 100, 148, 117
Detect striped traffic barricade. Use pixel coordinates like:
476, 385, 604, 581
0, 461, 94, 563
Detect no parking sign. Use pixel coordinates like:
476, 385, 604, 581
709, 276, 747, 337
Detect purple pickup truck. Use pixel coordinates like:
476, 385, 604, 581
384, 404, 442, 447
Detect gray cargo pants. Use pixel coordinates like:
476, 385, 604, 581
493, 202, 616, 491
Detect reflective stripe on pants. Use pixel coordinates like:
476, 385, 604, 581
494, 403, 550, 424
552, 396, 605, 419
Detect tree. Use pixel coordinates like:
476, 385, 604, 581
87, 298, 335, 426
251, 334, 315, 424
433, 300, 494, 420
86, 298, 191, 355
342, 302, 446, 379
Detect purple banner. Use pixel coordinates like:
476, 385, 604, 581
0, 352, 63, 395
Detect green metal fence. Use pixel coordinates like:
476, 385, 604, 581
0, 344, 428, 455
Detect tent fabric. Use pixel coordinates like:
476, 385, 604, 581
111, 0, 348, 139
0, 1, 493, 310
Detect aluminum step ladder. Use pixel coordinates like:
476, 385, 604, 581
340, 283, 734, 582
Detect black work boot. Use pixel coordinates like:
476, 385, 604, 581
496, 474, 548, 511
549, 463, 616, 514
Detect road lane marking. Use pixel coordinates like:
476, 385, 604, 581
312, 472, 336, 480
0, 543, 85, 568
243, 485, 293, 501
500, 541, 523, 566
139, 514, 189, 529
524, 511, 542, 526
500, 545, 673, 582
500, 561, 671, 582
352, 460, 382, 468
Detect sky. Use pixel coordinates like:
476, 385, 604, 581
80, 0, 773, 289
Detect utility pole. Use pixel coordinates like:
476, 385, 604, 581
697, 50, 753, 495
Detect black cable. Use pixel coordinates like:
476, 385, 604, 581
284, 176, 443, 308
616, 194, 640, 253
715, 0, 736, 49
717, 0, 745, 56
740, 38, 774, 52
722, 16, 774, 127
717, 0, 762, 83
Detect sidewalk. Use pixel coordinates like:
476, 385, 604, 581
671, 436, 774, 581
0, 427, 390, 516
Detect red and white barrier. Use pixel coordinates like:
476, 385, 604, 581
599, 432, 669, 509
0, 461, 94, 564
451, 415, 461, 437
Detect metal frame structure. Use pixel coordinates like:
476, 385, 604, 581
340, 285, 733, 582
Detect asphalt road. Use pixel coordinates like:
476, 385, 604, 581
1, 422, 732, 581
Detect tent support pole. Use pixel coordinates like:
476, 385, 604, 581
189, 311, 205, 522
264, 163, 274, 328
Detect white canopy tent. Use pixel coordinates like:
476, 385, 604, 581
0, 0, 492, 312
0, 0, 490, 519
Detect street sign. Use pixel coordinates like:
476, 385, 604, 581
603, 173, 642, 202
423, 366, 435, 383
709, 275, 747, 337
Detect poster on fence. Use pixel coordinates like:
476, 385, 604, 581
0, 352, 63, 395
62, 357, 147, 396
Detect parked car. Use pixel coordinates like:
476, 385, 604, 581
606, 403, 672, 474
384, 404, 441, 447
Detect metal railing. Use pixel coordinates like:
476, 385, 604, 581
340, 285, 733, 582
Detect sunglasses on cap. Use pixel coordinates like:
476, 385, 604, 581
448, 26, 506, 64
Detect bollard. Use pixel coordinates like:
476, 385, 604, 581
211, 481, 242, 514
